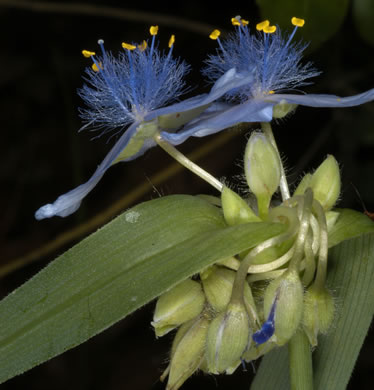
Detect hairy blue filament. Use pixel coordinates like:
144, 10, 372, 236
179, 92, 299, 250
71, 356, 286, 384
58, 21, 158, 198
261, 31, 270, 92
203, 21, 320, 102
78, 35, 190, 133
94, 40, 130, 117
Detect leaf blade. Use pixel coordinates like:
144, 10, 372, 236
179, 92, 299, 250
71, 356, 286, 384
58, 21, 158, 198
0, 195, 285, 384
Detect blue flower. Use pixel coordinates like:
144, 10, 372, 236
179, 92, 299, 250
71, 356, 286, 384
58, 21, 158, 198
160, 16, 374, 145
35, 27, 253, 220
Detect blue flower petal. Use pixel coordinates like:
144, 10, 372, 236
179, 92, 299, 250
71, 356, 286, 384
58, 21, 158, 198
268, 88, 374, 107
35, 122, 139, 220
161, 100, 274, 145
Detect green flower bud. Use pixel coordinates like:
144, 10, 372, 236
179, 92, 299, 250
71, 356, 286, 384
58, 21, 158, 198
293, 173, 312, 196
272, 100, 298, 119
263, 269, 304, 346
310, 155, 341, 210
302, 285, 335, 347
152, 279, 205, 337
201, 265, 256, 313
165, 314, 210, 390
244, 132, 281, 219
221, 186, 260, 225
206, 302, 252, 374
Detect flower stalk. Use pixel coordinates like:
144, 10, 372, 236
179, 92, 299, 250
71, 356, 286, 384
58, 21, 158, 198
288, 329, 314, 390
154, 133, 223, 192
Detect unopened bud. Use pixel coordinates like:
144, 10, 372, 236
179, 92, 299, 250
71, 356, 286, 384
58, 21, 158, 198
302, 285, 335, 347
165, 314, 210, 390
201, 266, 256, 312
152, 279, 205, 337
310, 155, 341, 210
244, 132, 281, 218
206, 302, 252, 373
263, 269, 304, 345
272, 100, 297, 119
221, 186, 260, 225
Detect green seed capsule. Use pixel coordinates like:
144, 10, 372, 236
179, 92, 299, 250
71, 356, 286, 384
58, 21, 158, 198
152, 279, 205, 337
302, 285, 335, 347
206, 302, 252, 374
263, 269, 304, 346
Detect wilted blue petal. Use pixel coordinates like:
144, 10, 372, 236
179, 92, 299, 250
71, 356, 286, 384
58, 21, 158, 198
161, 100, 274, 145
252, 296, 277, 345
268, 88, 374, 107
35, 122, 139, 220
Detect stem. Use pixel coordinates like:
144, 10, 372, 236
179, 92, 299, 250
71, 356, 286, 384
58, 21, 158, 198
261, 122, 290, 200
312, 200, 329, 290
288, 189, 313, 272
154, 133, 223, 192
288, 329, 314, 390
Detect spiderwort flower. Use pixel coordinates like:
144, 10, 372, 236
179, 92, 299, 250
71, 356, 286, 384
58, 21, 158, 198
35, 26, 254, 220
160, 16, 374, 145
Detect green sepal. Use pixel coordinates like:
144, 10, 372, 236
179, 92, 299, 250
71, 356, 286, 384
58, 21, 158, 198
328, 208, 374, 248
113, 119, 159, 163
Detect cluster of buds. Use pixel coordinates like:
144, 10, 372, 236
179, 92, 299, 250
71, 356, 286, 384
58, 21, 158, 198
152, 131, 339, 389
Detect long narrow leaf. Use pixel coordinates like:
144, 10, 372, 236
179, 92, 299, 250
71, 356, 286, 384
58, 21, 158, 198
0, 195, 285, 384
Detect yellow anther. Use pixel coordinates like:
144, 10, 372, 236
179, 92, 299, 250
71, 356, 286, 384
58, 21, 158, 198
256, 20, 270, 31
92, 62, 102, 72
82, 50, 95, 58
291, 17, 305, 27
263, 25, 277, 34
150, 25, 159, 36
122, 42, 136, 50
231, 17, 241, 26
268, 90, 275, 94
138, 40, 147, 51
168, 34, 175, 48
241, 19, 249, 26
209, 29, 221, 40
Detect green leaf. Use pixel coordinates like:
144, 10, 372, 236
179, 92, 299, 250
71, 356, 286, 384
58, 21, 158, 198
251, 233, 374, 390
256, 0, 350, 50
0, 195, 285, 384
353, 0, 374, 46
328, 208, 374, 248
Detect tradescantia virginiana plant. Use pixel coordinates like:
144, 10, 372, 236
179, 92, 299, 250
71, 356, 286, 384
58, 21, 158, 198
1, 15, 374, 390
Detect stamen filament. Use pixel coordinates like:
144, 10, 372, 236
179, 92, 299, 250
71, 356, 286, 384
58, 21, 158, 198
91, 40, 130, 115
149, 25, 158, 58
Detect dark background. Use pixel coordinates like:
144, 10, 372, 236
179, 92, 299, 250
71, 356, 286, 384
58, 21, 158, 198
0, 0, 373, 389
